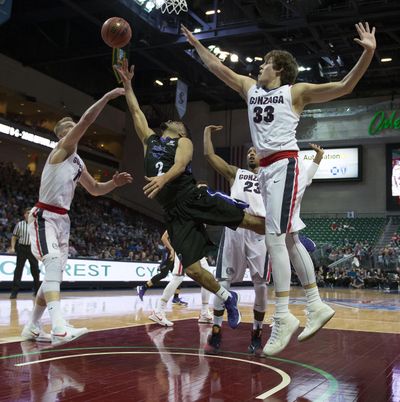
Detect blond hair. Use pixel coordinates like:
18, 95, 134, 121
53, 117, 74, 136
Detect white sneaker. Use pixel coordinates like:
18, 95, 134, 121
51, 324, 88, 346
21, 322, 51, 342
149, 311, 174, 327
263, 313, 299, 356
198, 310, 213, 324
298, 302, 335, 342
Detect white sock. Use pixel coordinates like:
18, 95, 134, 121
31, 286, 46, 325
215, 286, 230, 301
213, 315, 223, 327
158, 298, 167, 312
201, 287, 210, 305
201, 303, 209, 314
253, 320, 264, 330
275, 296, 289, 318
42, 281, 64, 329
305, 286, 322, 306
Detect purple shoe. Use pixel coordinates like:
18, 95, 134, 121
224, 291, 241, 329
137, 285, 146, 301
172, 296, 188, 306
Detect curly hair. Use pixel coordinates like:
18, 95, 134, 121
265, 50, 298, 85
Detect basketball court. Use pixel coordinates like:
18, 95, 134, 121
1, 287, 400, 401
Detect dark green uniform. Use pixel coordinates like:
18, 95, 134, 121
145, 134, 245, 268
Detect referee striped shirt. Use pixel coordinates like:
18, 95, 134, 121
13, 220, 30, 245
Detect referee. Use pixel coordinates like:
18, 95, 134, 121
9, 208, 40, 299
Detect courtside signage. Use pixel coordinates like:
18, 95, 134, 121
299, 147, 360, 181
0, 255, 244, 282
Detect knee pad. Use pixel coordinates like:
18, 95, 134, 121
43, 253, 62, 283
213, 280, 230, 311
252, 276, 268, 312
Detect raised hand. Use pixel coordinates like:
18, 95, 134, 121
113, 58, 135, 84
112, 171, 133, 187
354, 22, 376, 52
309, 143, 324, 155
205, 125, 224, 133
181, 24, 199, 47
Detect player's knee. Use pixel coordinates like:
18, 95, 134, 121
43, 253, 62, 283
265, 233, 286, 252
253, 276, 268, 312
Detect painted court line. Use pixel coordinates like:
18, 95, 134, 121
15, 350, 291, 400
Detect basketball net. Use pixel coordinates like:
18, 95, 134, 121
155, 0, 188, 14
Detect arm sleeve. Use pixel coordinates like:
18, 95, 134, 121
306, 162, 319, 186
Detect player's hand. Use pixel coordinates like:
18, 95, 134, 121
168, 250, 175, 261
113, 58, 135, 83
354, 22, 376, 52
309, 143, 324, 155
112, 171, 133, 187
181, 24, 199, 46
143, 175, 167, 199
106, 87, 126, 100
205, 125, 223, 134
7, 248, 15, 254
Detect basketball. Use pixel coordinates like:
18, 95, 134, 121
101, 17, 132, 48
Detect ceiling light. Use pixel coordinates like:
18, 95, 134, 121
254, 57, 263, 61
20, 103, 24, 106
381, 57, 392, 63
155, 80, 164, 86
205, 9, 221, 15
193, 28, 202, 33
230, 54, 239, 63
298, 66, 311, 72
246, 57, 253, 63
37, 109, 41, 113
134, 0, 147, 4
170, 77, 178, 81
19, 111, 23, 115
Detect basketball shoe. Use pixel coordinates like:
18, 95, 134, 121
172, 296, 188, 306
204, 325, 222, 355
224, 291, 241, 329
263, 313, 299, 356
149, 311, 174, 327
21, 322, 51, 342
51, 324, 88, 346
248, 328, 263, 357
198, 309, 213, 324
137, 285, 146, 301
298, 302, 335, 342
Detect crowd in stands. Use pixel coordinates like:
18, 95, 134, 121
0, 162, 164, 261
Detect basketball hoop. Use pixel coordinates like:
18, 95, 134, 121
156, 0, 188, 14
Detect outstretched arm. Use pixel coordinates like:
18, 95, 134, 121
79, 168, 133, 196
306, 143, 325, 186
181, 25, 255, 99
143, 137, 193, 199
204, 125, 237, 185
292, 22, 376, 111
61, 88, 125, 153
114, 59, 154, 146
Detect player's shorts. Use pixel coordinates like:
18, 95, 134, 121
216, 227, 269, 283
28, 206, 70, 268
165, 186, 246, 269
258, 156, 308, 234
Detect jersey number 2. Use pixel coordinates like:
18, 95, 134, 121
155, 161, 164, 176
253, 106, 274, 123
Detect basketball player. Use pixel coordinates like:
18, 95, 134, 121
203, 125, 325, 355
115, 59, 265, 330
21, 87, 133, 345
137, 230, 187, 305
183, 22, 376, 355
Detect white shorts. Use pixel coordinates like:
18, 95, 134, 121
28, 207, 70, 269
215, 227, 269, 283
258, 157, 307, 234
172, 254, 211, 276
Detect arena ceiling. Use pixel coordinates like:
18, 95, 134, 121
1, 0, 400, 116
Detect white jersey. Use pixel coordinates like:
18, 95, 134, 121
39, 151, 85, 210
231, 168, 265, 217
247, 84, 300, 158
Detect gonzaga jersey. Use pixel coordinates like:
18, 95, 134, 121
247, 84, 300, 158
144, 134, 196, 207
230, 169, 265, 217
39, 152, 84, 210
